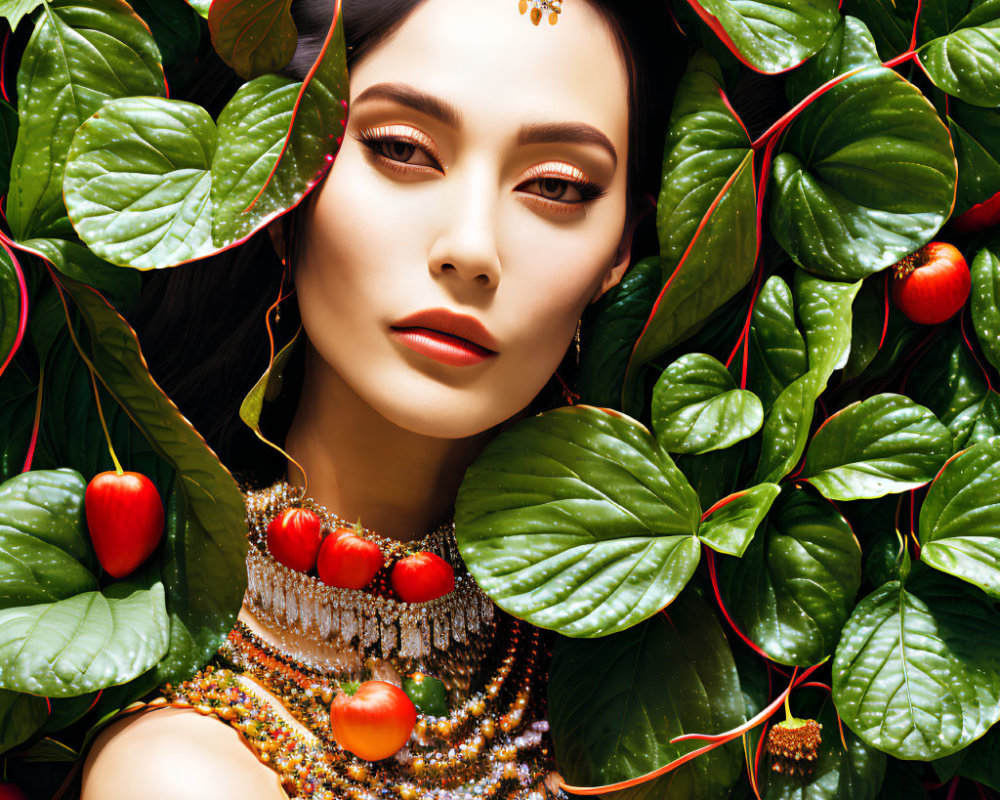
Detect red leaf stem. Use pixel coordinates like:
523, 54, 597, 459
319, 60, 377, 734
960, 309, 995, 393
20, 362, 43, 473
909, 0, 923, 52
946, 777, 960, 800
0, 234, 29, 382
706, 547, 773, 660
1, 25, 10, 104
879, 270, 891, 350
883, 50, 917, 69
701, 490, 750, 523
752, 720, 769, 794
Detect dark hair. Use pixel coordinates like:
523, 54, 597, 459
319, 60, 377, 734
129, 0, 678, 486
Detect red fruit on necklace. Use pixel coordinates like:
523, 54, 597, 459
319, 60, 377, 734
391, 551, 455, 603
266, 508, 323, 573
890, 242, 971, 325
85, 471, 164, 579
329, 680, 417, 761
317, 527, 384, 589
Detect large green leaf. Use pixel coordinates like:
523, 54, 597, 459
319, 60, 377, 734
208, 0, 296, 80
626, 53, 757, 401
785, 15, 882, 105
61, 279, 247, 685
718, 489, 861, 666
0, 575, 169, 697
0, 0, 44, 30
652, 353, 764, 454
933, 724, 1000, 792
770, 66, 957, 280
746, 276, 808, 412
455, 405, 702, 638
918, 2, 1000, 107
906, 330, 988, 450
698, 483, 780, 557
949, 101, 1000, 214
64, 8, 347, 268
801, 394, 952, 500
755, 273, 861, 483
840, 0, 910, 60
833, 572, 1000, 760
0, 469, 97, 610
7, 0, 165, 241
0, 247, 23, 373
22, 238, 141, 311
972, 245, 1000, 374
577, 257, 660, 409
0, 363, 36, 483
549, 592, 744, 798
761, 701, 886, 800
842, 277, 883, 381
919, 437, 1000, 598
0, 98, 18, 200
684, 0, 840, 73
0, 689, 48, 755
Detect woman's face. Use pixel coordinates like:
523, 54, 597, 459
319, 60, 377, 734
295, 0, 632, 438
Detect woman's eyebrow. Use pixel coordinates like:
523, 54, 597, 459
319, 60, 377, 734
353, 83, 617, 166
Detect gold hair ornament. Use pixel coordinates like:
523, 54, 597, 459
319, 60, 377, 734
519, 0, 562, 26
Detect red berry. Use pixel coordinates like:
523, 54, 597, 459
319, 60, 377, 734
266, 508, 323, 573
329, 680, 416, 761
950, 190, 1000, 233
391, 552, 455, 603
85, 471, 164, 579
890, 242, 971, 326
317, 528, 384, 589
0, 782, 29, 800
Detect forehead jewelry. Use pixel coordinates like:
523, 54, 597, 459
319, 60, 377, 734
518, 0, 562, 25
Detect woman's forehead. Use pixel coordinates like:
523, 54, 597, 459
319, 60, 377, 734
347, 0, 629, 146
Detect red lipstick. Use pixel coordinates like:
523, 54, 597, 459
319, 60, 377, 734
390, 308, 498, 367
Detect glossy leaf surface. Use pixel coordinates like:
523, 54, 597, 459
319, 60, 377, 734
949, 101, 1000, 214
833, 573, 1000, 760
919, 3, 1000, 107
770, 66, 957, 280
652, 353, 764, 454
549, 593, 744, 798
719, 490, 861, 666
698, 483, 780, 557
746, 275, 808, 412
0, 0, 44, 30
0, 689, 47, 754
972, 245, 1000, 374
627, 54, 756, 400
785, 15, 882, 105
684, 0, 840, 73
919, 437, 1000, 598
7, 0, 165, 240
208, 0, 296, 79
455, 406, 702, 638
802, 394, 951, 500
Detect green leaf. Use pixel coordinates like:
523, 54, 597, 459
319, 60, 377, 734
770, 66, 957, 280
0, 689, 48, 755
0, 469, 97, 610
61, 278, 247, 685
184, 0, 209, 16
843, 277, 883, 381
0, 0, 44, 30
208, 0, 296, 80
833, 572, 1000, 760
698, 483, 780, 557
801, 394, 952, 501
0, 363, 36, 484
719, 489, 861, 666
0, 99, 18, 199
761, 701, 886, 800
0, 575, 170, 697
786, 16, 882, 105
919, 437, 1000, 598
63, 97, 217, 269
7, 0, 165, 241
972, 245, 1000, 374
652, 353, 764, 454
64, 8, 348, 267
577, 257, 660, 409
239, 327, 301, 444
933, 724, 1000, 792
685, 0, 841, 73
949, 101, 1000, 214
755, 273, 861, 483
906, 330, 988, 450
549, 592, 744, 798
626, 53, 757, 401
840, 0, 910, 60
128, 0, 202, 72
15, 736, 79, 762
918, 3, 1000, 107
455, 405, 702, 638
746, 276, 808, 411
0, 247, 23, 373
23, 238, 142, 311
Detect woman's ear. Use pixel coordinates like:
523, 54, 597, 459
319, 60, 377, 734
267, 219, 286, 261
590, 195, 654, 303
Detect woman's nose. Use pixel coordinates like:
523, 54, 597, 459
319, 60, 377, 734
428, 166, 502, 290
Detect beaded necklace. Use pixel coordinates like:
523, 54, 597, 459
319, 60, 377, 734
160, 482, 556, 800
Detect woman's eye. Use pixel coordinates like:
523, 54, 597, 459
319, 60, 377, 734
358, 130, 442, 170
519, 177, 605, 205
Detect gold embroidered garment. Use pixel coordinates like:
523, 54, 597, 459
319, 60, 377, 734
162, 483, 555, 800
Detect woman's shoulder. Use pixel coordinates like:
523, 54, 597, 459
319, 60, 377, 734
81, 706, 288, 800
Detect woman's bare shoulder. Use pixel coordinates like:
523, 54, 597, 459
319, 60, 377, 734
81, 706, 288, 800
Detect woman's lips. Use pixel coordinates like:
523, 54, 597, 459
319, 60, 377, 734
391, 327, 497, 367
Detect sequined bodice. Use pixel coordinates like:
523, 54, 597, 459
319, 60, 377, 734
162, 482, 554, 800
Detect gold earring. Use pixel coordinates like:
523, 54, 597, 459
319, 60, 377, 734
519, 0, 562, 26
574, 319, 581, 365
